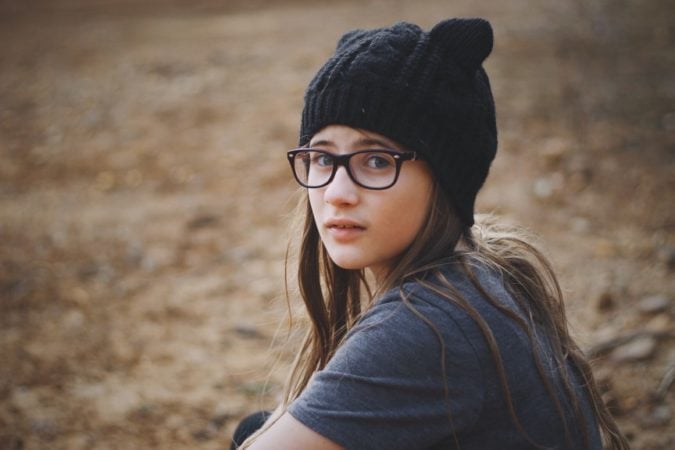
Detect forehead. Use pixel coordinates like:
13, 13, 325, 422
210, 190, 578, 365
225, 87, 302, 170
310, 125, 402, 150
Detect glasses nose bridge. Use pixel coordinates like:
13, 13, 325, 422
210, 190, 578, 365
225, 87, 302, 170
332, 153, 358, 184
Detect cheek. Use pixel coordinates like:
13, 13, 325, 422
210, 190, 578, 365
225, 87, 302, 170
308, 190, 324, 221
393, 175, 434, 244
379, 189, 431, 249
399, 198, 428, 238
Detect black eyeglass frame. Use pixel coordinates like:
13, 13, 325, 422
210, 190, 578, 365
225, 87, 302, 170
286, 148, 418, 190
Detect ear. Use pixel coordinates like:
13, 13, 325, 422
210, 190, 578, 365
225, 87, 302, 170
429, 18, 493, 74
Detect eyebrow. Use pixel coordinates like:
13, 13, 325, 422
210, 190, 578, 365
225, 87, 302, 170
309, 137, 399, 150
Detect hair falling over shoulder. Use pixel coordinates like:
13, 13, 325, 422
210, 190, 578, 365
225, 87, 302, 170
276, 185, 629, 450
462, 216, 629, 450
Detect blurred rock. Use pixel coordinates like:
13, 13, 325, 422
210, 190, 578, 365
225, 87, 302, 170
63, 285, 90, 307
192, 427, 215, 441
593, 239, 619, 258
611, 335, 658, 362
656, 245, 675, 270
125, 169, 143, 187
570, 216, 591, 234
209, 412, 232, 429
645, 314, 672, 333
532, 173, 564, 200
642, 404, 672, 428
94, 171, 116, 192
125, 241, 145, 268
566, 155, 593, 186
142, 245, 175, 272
61, 309, 86, 331
540, 137, 570, 169
186, 214, 220, 230
233, 324, 264, 340
638, 295, 671, 315
595, 291, 616, 312
165, 413, 185, 431
31, 419, 59, 440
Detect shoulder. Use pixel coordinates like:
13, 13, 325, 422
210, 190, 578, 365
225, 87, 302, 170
321, 262, 502, 379
367, 259, 512, 333
348, 262, 504, 371
356, 259, 529, 377
288, 263, 489, 447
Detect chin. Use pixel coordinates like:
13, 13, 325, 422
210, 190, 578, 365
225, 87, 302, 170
327, 253, 369, 271
332, 260, 367, 271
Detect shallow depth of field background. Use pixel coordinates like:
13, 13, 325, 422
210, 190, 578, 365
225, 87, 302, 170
1, 0, 673, 448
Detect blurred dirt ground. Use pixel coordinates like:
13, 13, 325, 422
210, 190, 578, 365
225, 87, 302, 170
0, 0, 673, 449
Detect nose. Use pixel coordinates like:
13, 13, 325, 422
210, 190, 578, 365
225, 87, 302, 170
323, 166, 359, 206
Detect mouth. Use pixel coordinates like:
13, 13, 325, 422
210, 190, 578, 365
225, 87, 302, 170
326, 218, 366, 229
328, 224, 365, 230
325, 220, 366, 240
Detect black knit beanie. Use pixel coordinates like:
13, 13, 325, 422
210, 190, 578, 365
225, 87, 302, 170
299, 18, 497, 227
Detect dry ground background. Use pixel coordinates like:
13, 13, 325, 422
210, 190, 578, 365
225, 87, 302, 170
0, 0, 673, 448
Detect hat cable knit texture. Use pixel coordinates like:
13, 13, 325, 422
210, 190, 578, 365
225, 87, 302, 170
300, 18, 497, 226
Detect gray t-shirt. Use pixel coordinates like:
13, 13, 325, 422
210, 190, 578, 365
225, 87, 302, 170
288, 263, 601, 450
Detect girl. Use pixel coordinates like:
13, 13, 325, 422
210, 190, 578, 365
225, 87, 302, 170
233, 18, 628, 450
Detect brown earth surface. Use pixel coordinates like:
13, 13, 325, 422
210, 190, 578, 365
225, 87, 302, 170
1, 0, 673, 449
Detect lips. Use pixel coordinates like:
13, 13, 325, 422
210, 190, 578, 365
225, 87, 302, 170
325, 219, 365, 241
330, 224, 363, 229
325, 219, 365, 230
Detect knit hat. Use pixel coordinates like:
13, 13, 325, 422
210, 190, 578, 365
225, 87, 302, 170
299, 18, 497, 227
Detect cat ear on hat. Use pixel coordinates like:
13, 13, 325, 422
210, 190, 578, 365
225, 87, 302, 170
336, 28, 371, 51
429, 18, 494, 74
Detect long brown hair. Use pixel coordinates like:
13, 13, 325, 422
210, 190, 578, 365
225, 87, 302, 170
244, 180, 629, 449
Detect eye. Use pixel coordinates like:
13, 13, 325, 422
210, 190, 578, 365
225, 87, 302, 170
364, 152, 394, 169
311, 152, 334, 167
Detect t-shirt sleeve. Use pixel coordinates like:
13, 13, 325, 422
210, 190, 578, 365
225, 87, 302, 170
287, 291, 485, 450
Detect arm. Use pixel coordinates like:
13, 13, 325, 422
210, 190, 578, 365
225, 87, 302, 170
248, 292, 484, 450
247, 412, 344, 450
290, 295, 483, 450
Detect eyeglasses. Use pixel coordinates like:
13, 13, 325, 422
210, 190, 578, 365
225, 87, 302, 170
287, 148, 418, 190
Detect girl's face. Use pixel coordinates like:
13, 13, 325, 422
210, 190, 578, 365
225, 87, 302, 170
308, 125, 435, 281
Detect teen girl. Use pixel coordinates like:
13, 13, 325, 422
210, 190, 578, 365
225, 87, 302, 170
232, 18, 629, 450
